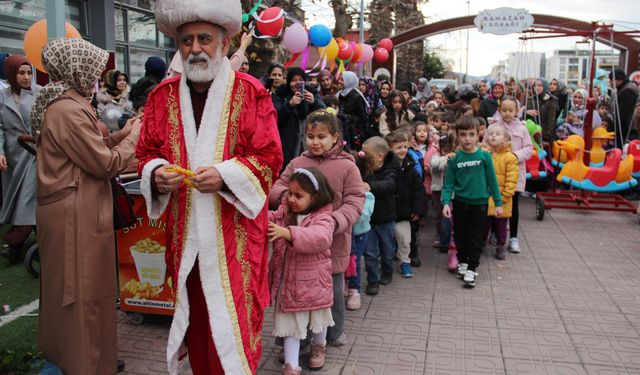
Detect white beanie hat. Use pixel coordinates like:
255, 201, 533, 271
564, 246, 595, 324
154, 0, 242, 37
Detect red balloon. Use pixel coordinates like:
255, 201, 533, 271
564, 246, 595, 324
351, 43, 361, 62
337, 41, 353, 61
374, 47, 389, 63
256, 7, 284, 37
378, 38, 394, 52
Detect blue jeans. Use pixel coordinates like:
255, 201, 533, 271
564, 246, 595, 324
440, 217, 452, 250
348, 232, 369, 292
364, 222, 396, 284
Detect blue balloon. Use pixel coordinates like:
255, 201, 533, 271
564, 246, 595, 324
309, 25, 332, 47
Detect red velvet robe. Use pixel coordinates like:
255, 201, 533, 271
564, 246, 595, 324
136, 58, 283, 374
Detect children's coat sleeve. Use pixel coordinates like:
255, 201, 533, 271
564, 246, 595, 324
368, 162, 398, 196
430, 155, 448, 173
484, 151, 503, 206
289, 213, 335, 254
512, 126, 534, 162
410, 169, 429, 216
503, 153, 519, 198
269, 158, 294, 209
441, 154, 456, 205
360, 192, 375, 223
331, 163, 365, 235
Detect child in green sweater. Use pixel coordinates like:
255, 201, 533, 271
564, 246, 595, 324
442, 116, 503, 288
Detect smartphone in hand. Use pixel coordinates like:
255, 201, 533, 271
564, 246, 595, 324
297, 82, 305, 96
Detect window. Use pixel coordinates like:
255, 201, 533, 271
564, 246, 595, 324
114, 1, 175, 82
569, 58, 579, 64
0, 0, 87, 34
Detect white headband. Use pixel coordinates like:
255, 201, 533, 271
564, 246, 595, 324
293, 168, 319, 191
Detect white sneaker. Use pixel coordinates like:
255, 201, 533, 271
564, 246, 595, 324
463, 270, 478, 287
508, 237, 521, 253
457, 263, 468, 279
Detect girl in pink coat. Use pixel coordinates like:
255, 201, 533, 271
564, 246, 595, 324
268, 167, 337, 374
488, 97, 533, 253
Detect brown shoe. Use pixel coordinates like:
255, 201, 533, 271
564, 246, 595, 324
308, 344, 326, 371
282, 363, 301, 375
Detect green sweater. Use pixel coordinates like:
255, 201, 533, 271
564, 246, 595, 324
441, 148, 502, 207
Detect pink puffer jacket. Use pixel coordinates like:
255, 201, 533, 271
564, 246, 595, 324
268, 204, 335, 313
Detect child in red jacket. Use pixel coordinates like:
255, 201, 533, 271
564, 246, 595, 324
268, 168, 337, 374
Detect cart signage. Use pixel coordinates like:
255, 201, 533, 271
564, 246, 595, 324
117, 195, 174, 315
474, 8, 534, 35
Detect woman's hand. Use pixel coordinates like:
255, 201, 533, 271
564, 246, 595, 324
303, 90, 315, 104
289, 93, 303, 107
0, 155, 7, 171
268, 222, 292, 242
526, 109, 539, 117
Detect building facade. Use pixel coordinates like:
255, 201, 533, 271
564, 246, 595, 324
0, 0, 175, 83
546, 49, 619, 86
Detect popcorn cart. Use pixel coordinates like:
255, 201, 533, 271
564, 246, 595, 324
117, 179, 174, 324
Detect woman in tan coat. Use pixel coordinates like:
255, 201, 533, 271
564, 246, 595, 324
31, 38, 140, 375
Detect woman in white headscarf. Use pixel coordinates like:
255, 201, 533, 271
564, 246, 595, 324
337, 71, 370, 149
32, 38, 140, 375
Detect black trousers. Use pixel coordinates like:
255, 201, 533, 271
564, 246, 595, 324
452, 200, 488, 271
509, 192, 520, 238
409, 220, 420, 259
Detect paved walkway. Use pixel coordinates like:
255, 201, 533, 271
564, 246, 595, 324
117, 198, 640, 374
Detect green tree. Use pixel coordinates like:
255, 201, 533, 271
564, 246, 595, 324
423, 50, 446, 80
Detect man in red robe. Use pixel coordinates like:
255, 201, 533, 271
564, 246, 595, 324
136, 1, 283, 374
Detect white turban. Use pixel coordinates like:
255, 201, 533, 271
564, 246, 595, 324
154, 0, 242, 37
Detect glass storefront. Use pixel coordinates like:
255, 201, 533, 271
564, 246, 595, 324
114, 1, 175, 82
0, 0, 87, 55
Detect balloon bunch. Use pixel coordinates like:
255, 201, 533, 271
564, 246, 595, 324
243, 4, 395, 74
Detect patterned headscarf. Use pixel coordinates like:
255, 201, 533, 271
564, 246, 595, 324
31, 38, 108, 135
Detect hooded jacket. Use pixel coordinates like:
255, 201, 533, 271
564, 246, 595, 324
395, 155, 428, 221
365, 151, 400, 224
487, 112, 533, 192
268, 203, 335, 313
487, 144, 519, 218
269, 144, 365, 274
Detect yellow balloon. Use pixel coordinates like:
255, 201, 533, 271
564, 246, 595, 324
319, 38, 339, 62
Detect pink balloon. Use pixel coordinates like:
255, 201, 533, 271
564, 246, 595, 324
282, 22, 308, 54
359, 44, 374, 63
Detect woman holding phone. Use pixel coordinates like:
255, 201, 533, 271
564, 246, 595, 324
273, 67, 325, 172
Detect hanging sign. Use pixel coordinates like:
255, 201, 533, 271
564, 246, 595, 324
474, 8, 534, 35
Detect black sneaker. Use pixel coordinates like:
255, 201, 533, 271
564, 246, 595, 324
365, 282, 379, 295
410, 257, 421, 267
1, 246, 20, 263
380, 274, 393, 285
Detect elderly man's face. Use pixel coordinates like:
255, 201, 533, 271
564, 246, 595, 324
178, 22, 230, 82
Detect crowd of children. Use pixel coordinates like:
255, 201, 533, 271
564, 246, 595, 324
265, 85, 540, 373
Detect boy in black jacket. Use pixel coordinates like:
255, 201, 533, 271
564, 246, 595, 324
386, 130, 429, 278
361, 136, 400, 296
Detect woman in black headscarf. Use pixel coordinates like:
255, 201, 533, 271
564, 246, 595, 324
272, 67, 326, 170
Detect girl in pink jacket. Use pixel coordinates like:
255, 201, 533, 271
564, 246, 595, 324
268, 168, 337, 374
488, 97, 533, 253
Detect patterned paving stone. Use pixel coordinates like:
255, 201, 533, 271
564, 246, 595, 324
113, 199, 640, 374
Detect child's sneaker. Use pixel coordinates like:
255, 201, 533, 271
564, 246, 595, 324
400, 263, 414, 278
457, 263, 468, 279
508, 237, 521, 253
346, 289, 361, 310
282, 363, 302, 375
448, 249, 458, 272
495, 247, 506, 260
463, 270, 478, 288
308, 344, 326, 370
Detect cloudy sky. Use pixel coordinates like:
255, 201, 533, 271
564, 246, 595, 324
302, 0, 640, 76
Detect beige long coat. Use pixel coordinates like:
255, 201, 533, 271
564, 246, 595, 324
36, 89, 137, 375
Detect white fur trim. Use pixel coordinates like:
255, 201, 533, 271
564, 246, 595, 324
154, 0, 242, 37
141, 158, 171, 219
216, 158, 266, 219
166, 61, 250, 374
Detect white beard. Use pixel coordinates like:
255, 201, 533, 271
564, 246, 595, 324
182, 48, 222, 83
